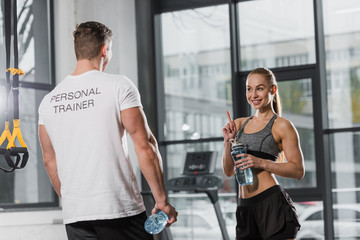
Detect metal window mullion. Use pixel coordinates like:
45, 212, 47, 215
154, 13, 169, 181
19, 82, 54, 91
159, 0, 229, 13
48, 0, 56, 89
324, 127, 360, 134
159, 137, 224, 146
233, 1, 250, 119
135, 0, 159, 192
313, 0, 334, 240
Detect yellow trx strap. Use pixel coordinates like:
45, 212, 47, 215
5, 69, 27, 149
0, 121, 15, 148
0, 69, 29, 172
7, 119, 27, 149
0, 0, 28, 172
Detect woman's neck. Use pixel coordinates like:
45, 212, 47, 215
254, 108, 275, 120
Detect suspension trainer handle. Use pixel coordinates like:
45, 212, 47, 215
6, 147, 29, 170
0, 147, 28, 173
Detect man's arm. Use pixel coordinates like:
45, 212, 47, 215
121, 107, 177, 225
38, 125, 61, 198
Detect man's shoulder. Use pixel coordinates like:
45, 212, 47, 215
99, 72, 133, 84
106, 74, 138, 90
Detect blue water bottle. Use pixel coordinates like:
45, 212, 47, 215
144, 210, 169, 234
230, 139, 253, 186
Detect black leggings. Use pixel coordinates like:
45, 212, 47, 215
236, 185, 300, 240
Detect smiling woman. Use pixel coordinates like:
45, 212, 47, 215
222, 67, 304, 239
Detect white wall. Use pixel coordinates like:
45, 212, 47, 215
0, 1, 139, 239
54, 0, 138, 85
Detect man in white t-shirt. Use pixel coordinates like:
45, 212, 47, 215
38, 21, 177, 240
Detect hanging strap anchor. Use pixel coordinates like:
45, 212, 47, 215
6, 68, 25, 77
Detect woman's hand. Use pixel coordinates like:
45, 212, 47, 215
234, 153, 264, 170
223, 110, 237, 142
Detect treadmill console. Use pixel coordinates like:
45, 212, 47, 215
182, 151, 217, 176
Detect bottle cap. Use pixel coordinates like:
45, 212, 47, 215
230, 139, 244, 149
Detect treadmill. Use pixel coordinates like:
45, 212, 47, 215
165, 151, 230, 240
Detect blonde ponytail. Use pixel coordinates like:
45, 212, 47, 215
273, 91, 282, 117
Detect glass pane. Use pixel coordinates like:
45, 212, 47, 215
323, 0, 360, 128
166, 141, 237, 240
296, 201, 325, 240
329, 132, 360, 239
161, 5, 232, 141
276, 79, 317, 188
238, 0, 315, 71
0, 0, 52, 84
297, 200, 360, 239
169, 193, 237, 240
0, 87, 55, 205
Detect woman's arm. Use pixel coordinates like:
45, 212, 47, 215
222, 117, 244, 177
222, 140, 235, 177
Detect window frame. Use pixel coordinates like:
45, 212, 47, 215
0, 0, 58, 210
135, 0, 360, 239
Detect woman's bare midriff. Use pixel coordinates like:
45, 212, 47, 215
238, 169, 278, 199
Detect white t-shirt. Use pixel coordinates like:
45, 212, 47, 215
38, 70, 146, 224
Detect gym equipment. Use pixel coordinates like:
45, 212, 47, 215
165, 151, 230, 240
0, 0, 29, 172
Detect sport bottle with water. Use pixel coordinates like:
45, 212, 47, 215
144, 210, 169, 234
230, 139, 253, 186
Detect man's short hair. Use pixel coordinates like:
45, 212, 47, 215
73, 21, 113, 60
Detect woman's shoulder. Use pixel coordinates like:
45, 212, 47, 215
234, 116, 251, 130
274, 116, 297, 134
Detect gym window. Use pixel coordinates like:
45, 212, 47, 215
0, 0, 56, 209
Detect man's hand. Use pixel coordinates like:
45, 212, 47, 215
152, 202, 178, 227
